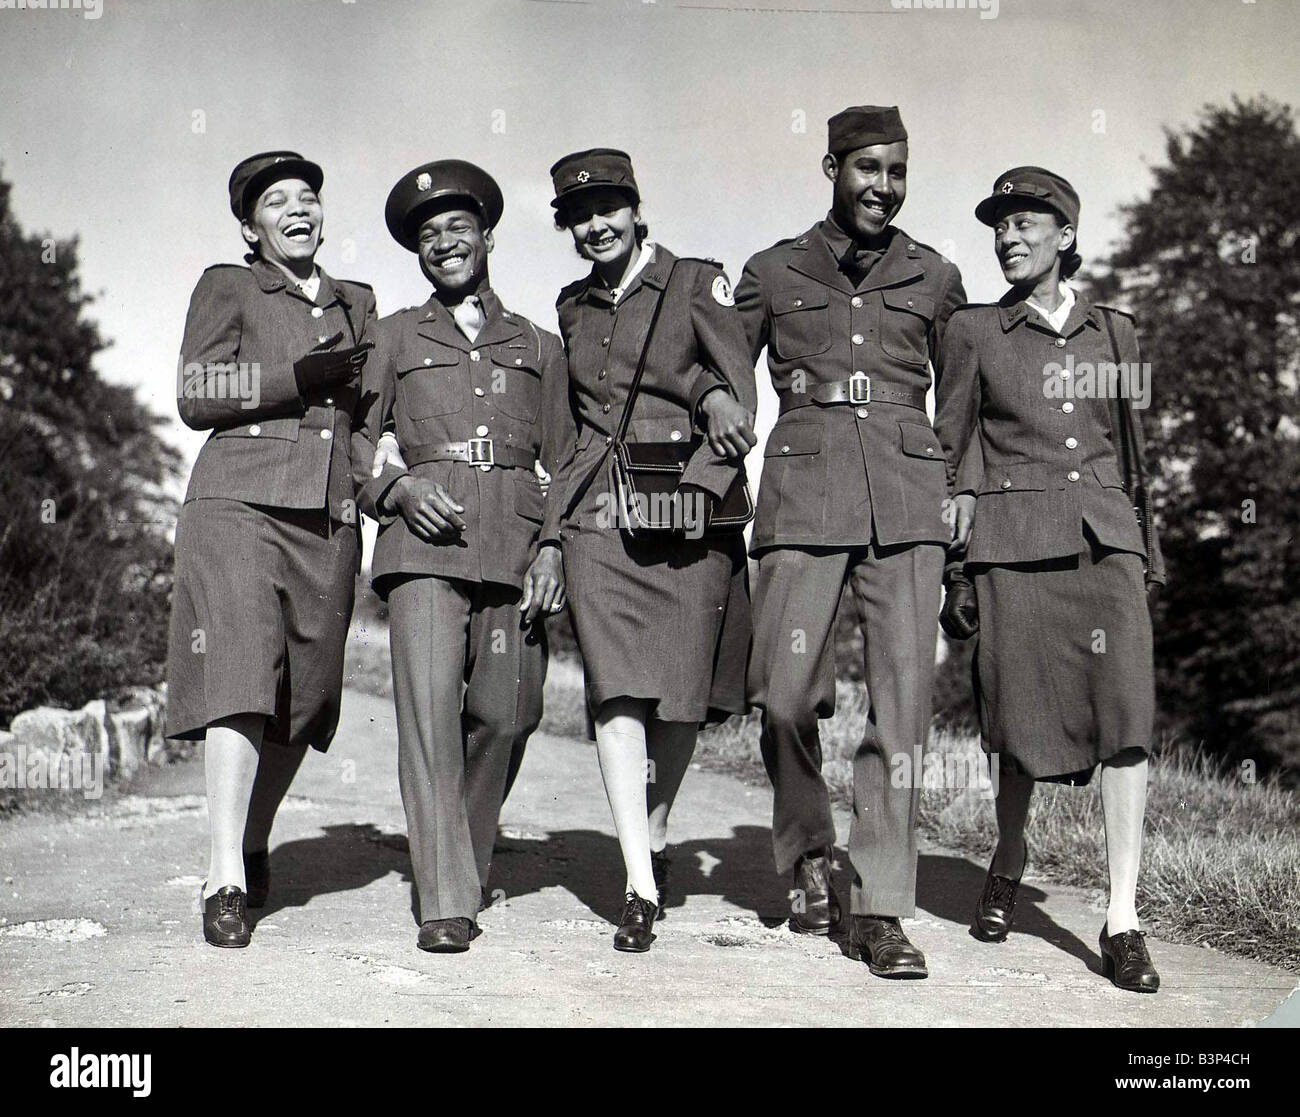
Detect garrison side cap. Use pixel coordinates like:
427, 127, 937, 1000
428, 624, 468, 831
384, 159, 505, 251
229, 151, 323, 221
827, 106, 908, 156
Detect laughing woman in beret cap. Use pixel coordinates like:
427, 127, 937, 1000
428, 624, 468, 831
166, 152, 381, 948
934, 167, 1165, 993
545, 149, 758, 952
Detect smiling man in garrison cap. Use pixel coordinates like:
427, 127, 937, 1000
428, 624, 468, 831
351, 160, 570, 954
735, 105, 973, 979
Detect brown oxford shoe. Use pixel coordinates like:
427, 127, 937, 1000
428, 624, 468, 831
613, 891, 658, 953
417, 917, 481, 953
789, 848, 841, 935
201, 884, 251, 949
848, 916, 929, 979
243, 849, 270, 909
973, 840, 1027, 943
1099, 924, 1160, 993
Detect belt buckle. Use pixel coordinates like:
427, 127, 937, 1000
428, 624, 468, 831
848, 373, 871, 405
466, 438, 495, 468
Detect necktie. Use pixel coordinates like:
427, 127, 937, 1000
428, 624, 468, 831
453, 296, 484, 342
840, 245, 882, 286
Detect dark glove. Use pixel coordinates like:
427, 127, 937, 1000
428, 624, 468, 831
940, 572, 979, 640
293, 341, 373, 397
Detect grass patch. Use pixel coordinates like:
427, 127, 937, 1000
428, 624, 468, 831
344, 626, 1300, 972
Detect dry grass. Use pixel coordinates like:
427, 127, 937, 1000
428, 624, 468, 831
345, 628, 1300, 972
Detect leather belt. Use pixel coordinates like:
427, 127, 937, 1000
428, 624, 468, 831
404, 439, 535, 470
778, 374, 926, 414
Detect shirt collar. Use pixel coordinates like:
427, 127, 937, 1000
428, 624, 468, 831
1025, 282, 1075, 333
606, 241, 656, 304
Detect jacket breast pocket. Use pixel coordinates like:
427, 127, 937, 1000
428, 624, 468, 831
879, 289, 935, 366
397, 356, 466, 419
978, 462, 1050, 495
898, 420, 943, 464
1092, 459, 1127, 489
212, 416, 301, 442
489, 346, 542, 423
770, 289, 831, 360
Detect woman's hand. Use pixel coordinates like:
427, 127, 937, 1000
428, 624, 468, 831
942, 493, 976, 549
372, 432, 408, 478
520, 544, 565, 624
699, 388, 757, 460
534, 459, 552, 499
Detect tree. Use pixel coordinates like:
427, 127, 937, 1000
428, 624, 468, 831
1087, 96, 1300, 780
0, 168, 181, 723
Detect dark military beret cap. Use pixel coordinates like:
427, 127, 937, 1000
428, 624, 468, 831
229, 151, 323, 222
384, 160, 505, 252
975, 166, 1080, 228
549, 148, 640, 213
827, 106, 908, 156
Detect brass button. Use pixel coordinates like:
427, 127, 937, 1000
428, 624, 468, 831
424, 358, 433, 366
602, 403, 611, 413
320, 429, 332, 441
852, 333, 865, 345
1067, 470, 1080, 482
249, 424, 261, 436
856, 407, 869, 419
670, 430, 682, 442
470, 350, 481, 362
1062, 401, 1075, 414
598, 370, 606, 379
781, 445, 790, 454
1061, 368, 1072, 378
474, 386, 486, 397
515, 358, 524, 366
851, 296, 863, 308
793, 298, 803, 308
601, 336, 610, 346
311, 307, 323, 318
476, 425, 489, 437
325, 397, 334, 406
906, 299, 915, 308
1055, 337, 1066, 348
1001, 479, 1012, 490
1065, 437, 1078, 449
925, 446, 934, 455
605, 436, 613, 445
318, 336, 329, 345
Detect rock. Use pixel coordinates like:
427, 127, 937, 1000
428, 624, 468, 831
8, 701, 109, 794
106, 708, 150, 779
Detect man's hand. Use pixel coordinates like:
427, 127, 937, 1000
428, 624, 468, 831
534, 459, 552, 499
699, 388, 757, 460
372, 432, 407, 479
520, 544, 565, 625
941, 493, 976, 549
388, 475, 466, 540
939, 574, 979, 640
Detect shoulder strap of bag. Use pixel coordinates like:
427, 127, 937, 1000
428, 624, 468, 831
613, 260, 679, 444
1100, 307, 1155, 570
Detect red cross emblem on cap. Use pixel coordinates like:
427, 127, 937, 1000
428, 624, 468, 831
576, 170, 590, 183
1002, 182, 1015, 194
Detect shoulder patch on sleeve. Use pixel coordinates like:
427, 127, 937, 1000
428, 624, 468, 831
710, 273, 735, 306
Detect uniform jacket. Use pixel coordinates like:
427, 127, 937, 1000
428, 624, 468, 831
735, 218, 967, 554
353, 285, 569, 594
933, 289, 1165, 581
549, 244, 758, 531
177, 258, 377, 520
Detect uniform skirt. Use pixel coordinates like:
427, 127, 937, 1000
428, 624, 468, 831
562, 513, 750, 733
164, 498, 358, 752
971, 533, 1154, 784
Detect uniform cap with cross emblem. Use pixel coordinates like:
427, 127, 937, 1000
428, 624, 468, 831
549, 147, 640, 213
975, 165, 1080, 228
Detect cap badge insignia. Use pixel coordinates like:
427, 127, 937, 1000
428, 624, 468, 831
416, 173, 432, 192
576, 170, 590, 183
1002, 182, 1015, 194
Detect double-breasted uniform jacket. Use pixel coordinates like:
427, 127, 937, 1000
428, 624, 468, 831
934, 290, 1164, 582
354, 285, 569, 594
549, 245, 759, 528
177, 257, 377, 521
735, 219, 967, 554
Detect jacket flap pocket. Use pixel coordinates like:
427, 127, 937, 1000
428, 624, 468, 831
397, 352, 460, 377
765, 422, 822, 457
898, 421, 942, 460
772, 290, 829, 316
213, 416, 301, 442
1092, 460, 1126, 489
628, 417, 692, 444
881, 289, 936, 318
980, 462, 1048, 493
490, 342, 540, 374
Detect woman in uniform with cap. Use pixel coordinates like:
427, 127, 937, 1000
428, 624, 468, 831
545, 148, 758, 952
934, 166, 1164, 992
166, 151, 379, 948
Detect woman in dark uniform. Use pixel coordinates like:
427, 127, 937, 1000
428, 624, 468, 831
166, 152, 378, 948
935, 167, 1164, 992
546, 149, 757, 951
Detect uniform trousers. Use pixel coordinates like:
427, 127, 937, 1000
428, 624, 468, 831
387, 574, 546, 923
747, 540, 943, 918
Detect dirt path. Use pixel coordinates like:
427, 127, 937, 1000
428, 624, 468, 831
1, 688, 1294, 1027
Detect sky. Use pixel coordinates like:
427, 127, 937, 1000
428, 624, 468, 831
2, 0, 1297, 500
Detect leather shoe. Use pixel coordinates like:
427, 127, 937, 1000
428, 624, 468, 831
417, 917, 481, 953
613, 891, 658, 953
848, 916, 928, 978
243, 849, 269, 909
201, 884, 250, 948
789, 848, 841, 935
651, 849, 671, 919
1099, 924, 1160, 993
973, 840, 1027, 943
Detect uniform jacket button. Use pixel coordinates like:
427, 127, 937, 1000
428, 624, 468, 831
424, 358, 433, 366
470, 350, 481, 361
925, 446, 934, 455
1062, 401, 1075, 413
906, 299, 914, 308
1061, 368, 1072, 378
325, 397, 334, 406
601, 336, 610, 346
1055, 337, 1066, 347
1001, 478, 1012, 489
476, 425, 489, 436
852, 333, 865, 345
794, 298, 803, 308
781, 445, 790, 454
515, 358, 524, 366
1067, 470, 1080, 482
320, 429, 332, 440
851, 296, 863, 308
474, 386, 486, 396
602, 403, 611, 413
605, 436, 613, 445
317, 336, 329, 345
670, 430, 682, 441
856, 407, 869, 419
249, 424, 261, 436
311, 307, 324, 318
1065, 437, 1078, 449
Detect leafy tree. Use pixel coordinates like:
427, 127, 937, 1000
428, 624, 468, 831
0, 169, 180, 723
1087, 96, 1300, 780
